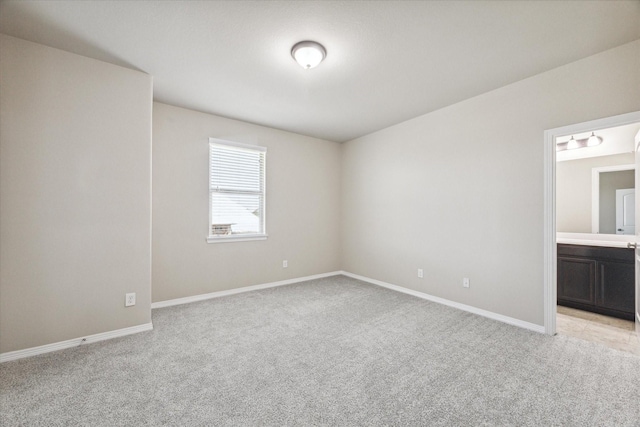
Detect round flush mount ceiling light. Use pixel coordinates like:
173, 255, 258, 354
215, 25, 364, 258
291, 41, 326, 69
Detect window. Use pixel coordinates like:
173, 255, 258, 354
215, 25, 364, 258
207, 138, 266, 243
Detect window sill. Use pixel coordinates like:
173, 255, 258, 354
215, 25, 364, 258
206, 234, 268, 244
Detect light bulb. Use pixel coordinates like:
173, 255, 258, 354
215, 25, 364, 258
567, 136, 579, 150
587, 132, 602, 147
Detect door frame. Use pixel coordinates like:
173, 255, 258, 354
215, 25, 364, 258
543, 111, 640, 336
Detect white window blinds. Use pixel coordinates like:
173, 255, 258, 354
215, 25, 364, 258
208, 138, 266, 242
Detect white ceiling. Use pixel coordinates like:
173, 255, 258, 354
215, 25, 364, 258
1, 1, 639, 142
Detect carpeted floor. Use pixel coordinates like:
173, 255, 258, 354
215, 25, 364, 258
1, 275, 639, 426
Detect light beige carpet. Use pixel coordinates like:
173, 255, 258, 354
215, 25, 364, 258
2, 275, 639, 426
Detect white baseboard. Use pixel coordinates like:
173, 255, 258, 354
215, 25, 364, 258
2, 271, 544, 363
341, 271, 546, 334
0, 322, 153, 363
151, 271, 343, 309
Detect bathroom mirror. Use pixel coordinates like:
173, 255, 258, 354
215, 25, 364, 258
591, 166, 635, 235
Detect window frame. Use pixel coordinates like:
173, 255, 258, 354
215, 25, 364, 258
207, 138, 267, 243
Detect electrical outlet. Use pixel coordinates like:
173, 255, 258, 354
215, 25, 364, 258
417, 268, 423, 278
283, 260, 288, 268
125, 293, 136, 307
463, 278, 470, 288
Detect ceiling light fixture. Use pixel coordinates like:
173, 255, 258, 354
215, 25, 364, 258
556, 133, 604, 152
291, 41, 326, 69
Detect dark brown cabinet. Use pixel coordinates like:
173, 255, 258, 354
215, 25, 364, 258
557, 244, 635, 320
557, 257, 596, 306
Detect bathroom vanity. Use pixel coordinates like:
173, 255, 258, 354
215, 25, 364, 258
557, 233, 635, 320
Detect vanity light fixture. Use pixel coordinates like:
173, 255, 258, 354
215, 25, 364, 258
556, 132, 604, 152
291, 41, 326, 69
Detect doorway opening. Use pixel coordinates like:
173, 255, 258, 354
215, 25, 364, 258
544, 111, 640, 355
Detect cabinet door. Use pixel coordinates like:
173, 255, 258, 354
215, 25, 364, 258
558, 257, 596, 306
597, 261, 635, 315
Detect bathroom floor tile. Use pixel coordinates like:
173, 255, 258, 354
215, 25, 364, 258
556, 307, 640, 356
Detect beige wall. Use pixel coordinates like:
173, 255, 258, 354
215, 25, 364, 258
341, 40, 640, 327
0, 35, 153, 353
556, 153, 634, 233
152, 103, 341, 303
2, 33, 638, 353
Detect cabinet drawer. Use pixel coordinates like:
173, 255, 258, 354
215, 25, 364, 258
557, 244, 633, 263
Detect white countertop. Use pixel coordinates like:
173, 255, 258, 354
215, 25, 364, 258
557, 232, 634, 248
